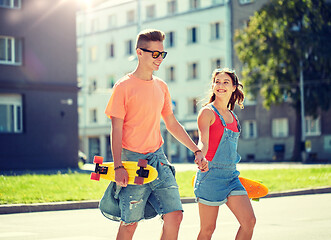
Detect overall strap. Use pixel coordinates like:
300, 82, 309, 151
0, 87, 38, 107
229, 110, 241, 132
210, 104, 227, 127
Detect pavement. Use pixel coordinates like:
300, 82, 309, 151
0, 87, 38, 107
1, 162, 331, 214
1, 194, 331, 239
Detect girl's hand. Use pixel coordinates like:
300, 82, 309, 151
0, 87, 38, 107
194, 152, 209, 172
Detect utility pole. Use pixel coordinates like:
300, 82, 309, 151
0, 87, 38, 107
300, 60, 306, 163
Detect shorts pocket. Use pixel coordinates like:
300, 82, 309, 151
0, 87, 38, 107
196, 169, 212, 185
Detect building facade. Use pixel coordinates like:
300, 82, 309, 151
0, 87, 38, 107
77, 0, 331, 163
77, 0, 232, 162
231, 0, 331, 162
0, 0, 79, 170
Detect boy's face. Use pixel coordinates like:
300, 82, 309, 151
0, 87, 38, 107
138, 41, 165, 72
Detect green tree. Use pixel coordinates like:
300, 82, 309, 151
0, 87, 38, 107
235, 0, 331, 161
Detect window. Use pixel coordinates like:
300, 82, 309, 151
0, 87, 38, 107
166, 31, 175, 48
211, 22, 223, 40
77, 46, 82, 63
167, 0, 177, 15
188, 98, 198, 115
78, 106, 82, 125
211, 58, 222, 72
90, 18, 98, 33
188, 62, 198, 80
189, 0, 200, 9
107, 75, 115, 89
272, 118, 289, 138
166, 66, 176, 82
188, 27, 198, 44
77, 22, 84, 36
126, 40, 133, 55
89, 77, 97, 93
107, 43, 115, 58
240, 19, 250, 28
0, 94, 23, 133
127, 10, 135, 24
146, 5, 155, 19
0, 0, 20, 8
212, 0, 224, 4
88, 137, 100, 160
77, 76, 83, 88
90, 108, 97, 123
242, 120, 257, 139
172, 100, 177, 114
108, 14, 116, 29
0, 36, 22, 65
239, 0, 254, 4
305, 116, 321, 136
105, 135, 113, 161
89, 46, 97, 62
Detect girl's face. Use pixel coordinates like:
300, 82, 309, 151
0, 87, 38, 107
212, 72, 236, 99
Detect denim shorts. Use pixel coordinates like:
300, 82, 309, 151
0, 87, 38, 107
194, 166, 247, 207
118, 148, 183, 224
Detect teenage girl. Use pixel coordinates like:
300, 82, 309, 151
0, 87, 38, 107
194, 68, 256, 240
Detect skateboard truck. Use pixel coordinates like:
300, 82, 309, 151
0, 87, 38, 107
134, 159, 149, 185
136, 167, 150, 178
91, 156, 107, 181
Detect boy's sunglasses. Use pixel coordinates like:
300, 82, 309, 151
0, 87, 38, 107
139, 48, 167, 59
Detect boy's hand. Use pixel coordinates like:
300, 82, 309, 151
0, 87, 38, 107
194, 152, 209, 172
115, 167, 129, 187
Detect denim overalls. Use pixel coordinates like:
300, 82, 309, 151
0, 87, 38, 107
194, 104, 247, 206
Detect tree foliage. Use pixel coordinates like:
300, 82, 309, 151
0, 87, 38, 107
235, 0, 331, 117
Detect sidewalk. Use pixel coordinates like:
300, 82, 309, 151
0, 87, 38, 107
1, 162, 331, 214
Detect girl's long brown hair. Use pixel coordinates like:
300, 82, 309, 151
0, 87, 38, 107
206, 68, 244, 111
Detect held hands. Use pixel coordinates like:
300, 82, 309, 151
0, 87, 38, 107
114, 166, 129, 187
194, 151, 209, 172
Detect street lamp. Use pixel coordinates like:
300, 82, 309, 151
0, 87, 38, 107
299, 59, 306, 163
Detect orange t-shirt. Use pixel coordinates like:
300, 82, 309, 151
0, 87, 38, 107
105, 73, 173, 153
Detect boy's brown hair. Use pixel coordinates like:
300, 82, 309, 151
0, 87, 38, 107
135, 29, 165, 49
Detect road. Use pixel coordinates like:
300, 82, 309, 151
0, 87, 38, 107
1, 193, 330, 239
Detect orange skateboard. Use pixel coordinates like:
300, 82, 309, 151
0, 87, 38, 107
239, 176, 268, 200
192, 175, 268, 200
91, 156, 158, 185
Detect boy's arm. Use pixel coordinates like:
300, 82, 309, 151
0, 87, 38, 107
111, 117, 128, 187
163, 113, 208, 171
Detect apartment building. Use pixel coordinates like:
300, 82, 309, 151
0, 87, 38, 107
77, 0, 331, 163
77, 0, 231, 162
231, 0, 331, 162
0, 0, 79, 170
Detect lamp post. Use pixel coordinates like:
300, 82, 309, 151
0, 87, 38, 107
299, 59, 306, 163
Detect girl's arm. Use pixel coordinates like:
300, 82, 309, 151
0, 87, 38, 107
197, 107, 214, 157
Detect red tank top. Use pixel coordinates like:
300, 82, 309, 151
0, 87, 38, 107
205, 110, 239, 161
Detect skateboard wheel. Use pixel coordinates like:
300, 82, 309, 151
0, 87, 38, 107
93, 156, 103, 164
134, 176, 144, 185
90, 172, 100, 181
138, 159, 148, 168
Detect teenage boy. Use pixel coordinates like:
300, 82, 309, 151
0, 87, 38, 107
103, 29, 208, 240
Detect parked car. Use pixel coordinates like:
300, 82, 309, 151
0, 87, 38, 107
78, 150, 87, 165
